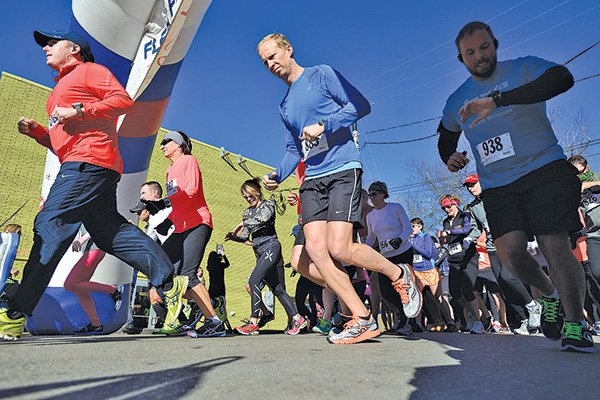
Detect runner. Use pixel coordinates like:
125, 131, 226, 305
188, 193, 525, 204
257, 32, 421, 344
438, 194, 484, 334
0, 29, 187, 341
438, 21, 594, 352
226, 178, 307, 336
463, 173, 542, 333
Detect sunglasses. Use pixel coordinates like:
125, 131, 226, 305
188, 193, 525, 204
464, 182, 477, 188
368, 191, 380, 197
160, 138, 173, 146
441, 204, 455, 210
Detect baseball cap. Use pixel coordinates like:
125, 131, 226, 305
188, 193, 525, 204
34, 30, 95, 63
463, 174, 479, 185
129, 201, 146, 214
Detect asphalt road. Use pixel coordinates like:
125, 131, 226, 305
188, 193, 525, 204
1, 330, 599, 400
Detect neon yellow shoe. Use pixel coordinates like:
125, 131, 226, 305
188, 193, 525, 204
163, 275, 189, 330
0, 307, 26, 341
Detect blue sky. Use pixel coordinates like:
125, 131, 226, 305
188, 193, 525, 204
2, 0, 599, 198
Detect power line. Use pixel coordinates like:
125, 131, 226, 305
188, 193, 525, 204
564, 39, 600, 65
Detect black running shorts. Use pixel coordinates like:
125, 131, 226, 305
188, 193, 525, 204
299, 168, 362, 225
481, 160, 582, 239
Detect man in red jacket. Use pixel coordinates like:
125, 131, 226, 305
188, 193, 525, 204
0, 30, 188, 341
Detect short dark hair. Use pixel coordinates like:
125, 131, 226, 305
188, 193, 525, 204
142, 181, 163, 197
568, 154, 587, 168
455, 21, 495, 52
175, 131, 193, 155
411, 217, 424, 226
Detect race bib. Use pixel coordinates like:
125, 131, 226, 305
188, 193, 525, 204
448, 242, 463, 255
166, 178, 179, 197
476, 132, 515, 166
413, 254, 423, 264
581, 192, 600, 214
379, 239, 391, 251
302, 135, 329, 160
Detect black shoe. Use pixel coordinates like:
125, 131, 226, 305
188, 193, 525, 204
444, 323, 458, 333
75, 324, 103, 334
122, 322, 142, 334
539, 297, 563, 340
560, 321, 597, 353
258, 312, 275, 328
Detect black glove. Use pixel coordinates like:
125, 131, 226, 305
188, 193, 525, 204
155, 219, 173, 236
141, 198, 172, 215
389, 238, 403, 249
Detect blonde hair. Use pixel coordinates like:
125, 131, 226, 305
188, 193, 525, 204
257, 33, 293, 57
241, 178, 263, 200
3, 224, 22, 234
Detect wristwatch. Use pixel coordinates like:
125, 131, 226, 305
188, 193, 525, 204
487, 90, 502, 108
317, 120, 325, 128
72, 102, 84, 119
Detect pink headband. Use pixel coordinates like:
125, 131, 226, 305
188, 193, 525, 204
440, 198, 459, 207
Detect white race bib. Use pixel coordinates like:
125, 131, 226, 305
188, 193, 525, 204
302, 135, 329, 160
448, 242, 463, 255
413, 254, 423, 264
581, 192, 600, 214
476, 132, 515, 166
166, 178, 179, 197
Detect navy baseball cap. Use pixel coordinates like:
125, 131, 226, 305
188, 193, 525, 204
34, 30, 95, 63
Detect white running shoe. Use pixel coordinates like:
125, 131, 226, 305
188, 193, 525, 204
392, 264, 422, 319
526, 300, 542, 328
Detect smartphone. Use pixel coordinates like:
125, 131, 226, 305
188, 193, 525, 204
216, 243, 224, 255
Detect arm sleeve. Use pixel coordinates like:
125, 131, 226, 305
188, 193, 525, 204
319, 66, 371, 135
395, 204, 412, 245
498, 65, 573, 107
448, 214, 472, 235
27, 124, 52, 149
466, 209, 482, 242
83, 64, 134, 119
365, 213, 377, 247
437, 122, 462, 164
274, 124, 302, 184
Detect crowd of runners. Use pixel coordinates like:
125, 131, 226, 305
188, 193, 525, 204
0, 21, 597, 353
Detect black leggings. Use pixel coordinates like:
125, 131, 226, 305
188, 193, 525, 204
295, 276, 324, 326
488, 251, 531, 321
162, 224, 212, 289
249, 241, 297, 319
448, 249, 478, 303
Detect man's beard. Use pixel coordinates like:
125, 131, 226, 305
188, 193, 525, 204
469, 54, 497, 79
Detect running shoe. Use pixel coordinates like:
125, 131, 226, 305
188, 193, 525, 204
444, 323, 458, 333
157, 322, 189, 336
327, 314, 381, 344
497, 326, 513, 335
397, 323, 413, 336
469, 320, 485, 334
258, 311, 275, 328
312, 317, 332, 335
75, 323, 104, 334
330, 313, 352, 335
538, 296, 563, 340
490, 321, 502, 333
593, 321, 600, 336
121, 322, 142, 335
111, 284, 124, 312
285, 316, 307, 335
526, 300, 542, 328
0, 307, 26, 341
162, 275, 189, 330
560, 321, 597, 353
392, 264, 422, 318
428, 323, 446, 332
191, 318, 227, 337
236, 321, 260, 335
514, 319, 530, 335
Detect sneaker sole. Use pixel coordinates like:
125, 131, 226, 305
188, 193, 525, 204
560, 343, 597, 353
235, 328, 259, 336
327, 328, 381, 344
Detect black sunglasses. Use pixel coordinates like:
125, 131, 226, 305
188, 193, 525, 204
160, 138, 173, 146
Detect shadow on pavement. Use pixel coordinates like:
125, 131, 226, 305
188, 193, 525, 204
0, 356, 242, 400
408, 333, 600, 399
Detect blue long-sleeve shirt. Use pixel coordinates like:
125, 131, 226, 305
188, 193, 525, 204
273, 65, 371, 182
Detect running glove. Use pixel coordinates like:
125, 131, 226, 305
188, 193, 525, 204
141, 198, 172, 215
389, 238, 402, 249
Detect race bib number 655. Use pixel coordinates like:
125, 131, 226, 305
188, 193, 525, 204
476, 132, 515, 166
